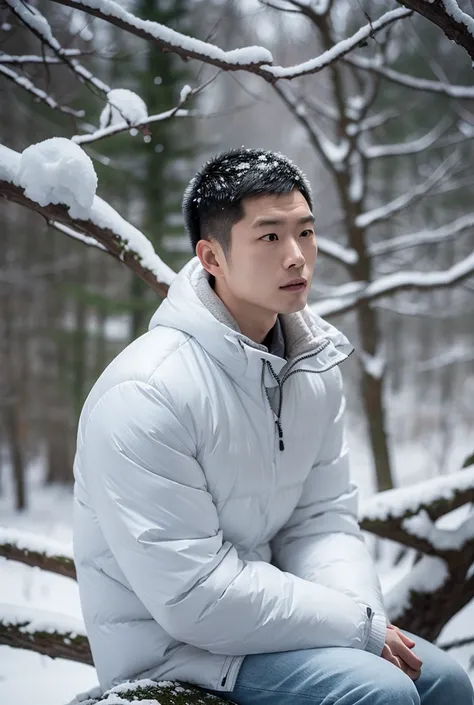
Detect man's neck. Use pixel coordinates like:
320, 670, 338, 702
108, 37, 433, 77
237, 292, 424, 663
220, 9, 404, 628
213, 277, 277, 345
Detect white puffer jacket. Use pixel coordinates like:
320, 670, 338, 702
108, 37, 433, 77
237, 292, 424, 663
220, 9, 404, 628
73, 257, 387, 694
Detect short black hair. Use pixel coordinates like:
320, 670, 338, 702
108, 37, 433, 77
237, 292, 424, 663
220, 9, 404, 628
182, 147, 313, 255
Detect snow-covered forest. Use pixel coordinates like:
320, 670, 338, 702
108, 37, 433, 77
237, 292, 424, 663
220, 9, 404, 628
0, 1, 473, 704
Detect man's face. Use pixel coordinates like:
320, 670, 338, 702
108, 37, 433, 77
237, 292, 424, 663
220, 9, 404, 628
219, 189, 317, 318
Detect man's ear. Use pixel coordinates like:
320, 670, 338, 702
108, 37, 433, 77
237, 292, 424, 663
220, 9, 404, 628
196, 239, 226, 279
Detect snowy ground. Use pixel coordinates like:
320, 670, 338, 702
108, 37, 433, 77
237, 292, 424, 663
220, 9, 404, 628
1, 439, 473, 705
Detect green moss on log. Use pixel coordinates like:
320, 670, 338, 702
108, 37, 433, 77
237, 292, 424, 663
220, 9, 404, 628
83, 680, 233, 704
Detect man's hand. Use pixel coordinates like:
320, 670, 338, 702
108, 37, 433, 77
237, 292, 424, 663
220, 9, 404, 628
381, 624, 422, 681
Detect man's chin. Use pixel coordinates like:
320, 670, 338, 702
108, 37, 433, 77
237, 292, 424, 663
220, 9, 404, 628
277, 296, 308, 315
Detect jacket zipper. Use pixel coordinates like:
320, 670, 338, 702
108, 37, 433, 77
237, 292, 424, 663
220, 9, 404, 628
220, 656, 241, 688
261, 339, 348, 452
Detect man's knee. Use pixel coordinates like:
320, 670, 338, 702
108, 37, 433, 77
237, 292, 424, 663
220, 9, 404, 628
327, 652, 420, 705
427, 655, 473, 703
361, 665, 420, 705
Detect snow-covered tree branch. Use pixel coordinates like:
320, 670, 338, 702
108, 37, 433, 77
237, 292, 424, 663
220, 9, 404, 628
40, 0, 410, 81
312, 251, 474, 317
345, 54, 474, 99
0, 144, 174, 297
0, 64, 83, 117
5, 0, 111, 99
369, 213, 474, 257
356, 154, 457, 229
395, 0, 474, 61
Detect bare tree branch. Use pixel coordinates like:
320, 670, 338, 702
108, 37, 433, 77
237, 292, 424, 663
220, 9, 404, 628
272, 83, 349, 171
438, 635, 474, 651
312, 250, 474, 316
0, 63, 83, 117
356, 154, 457, 229
360, 117, 452, 159
395, 0, 474, 61
344, 54, 474, 99
6, 0, 111, 98
352, 107, 402, 134
0, 49, 83, 64
370, 213, 474, 257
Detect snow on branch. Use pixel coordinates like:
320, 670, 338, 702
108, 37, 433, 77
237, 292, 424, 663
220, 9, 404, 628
72, 71, 217, 145
0, 604, 92, 664
0, 64, 83, 117
349, 108, 401, 135
46, 0, 410, 82
403, 509, 474, 552
361, 466, 474, 527
49, 0, 273, 74
345, 55, 474, 99
6, 0, 110, 97
316, 236, 358, 266
312, 250, 474, 317
415, 345, 474, 372
356, 155, 455, 229
0, 141, 175, 296
361, 117, 451, 159
50, 220, 106, 250
0, 526, 76, 579
0, 49, 83, 64
361, 465, 474, 638
263, 8, 412, 79
395, 0, 474, 61
370, 213, 474, 257
272, 83, 349, 170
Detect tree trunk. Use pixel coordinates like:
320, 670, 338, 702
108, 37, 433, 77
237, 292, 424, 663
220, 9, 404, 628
5, 402, 26, 511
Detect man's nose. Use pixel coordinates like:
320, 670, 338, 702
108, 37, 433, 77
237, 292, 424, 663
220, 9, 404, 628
284, 237, 305, 268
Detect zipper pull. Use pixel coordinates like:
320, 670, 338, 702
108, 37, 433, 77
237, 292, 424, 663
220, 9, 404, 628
276, 420, 285, 451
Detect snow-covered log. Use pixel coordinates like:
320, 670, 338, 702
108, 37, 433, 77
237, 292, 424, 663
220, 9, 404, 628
361, 463, 474, 640
69, 680, 232, 704
0, 604, 91, 664
0, 526, 75, 579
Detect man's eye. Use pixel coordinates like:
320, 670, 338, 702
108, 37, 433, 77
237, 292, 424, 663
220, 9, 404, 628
301, 229, 314, 238
261, 233, 278, 242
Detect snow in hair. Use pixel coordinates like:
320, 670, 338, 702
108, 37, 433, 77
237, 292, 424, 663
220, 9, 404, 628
182, 147, 313, 248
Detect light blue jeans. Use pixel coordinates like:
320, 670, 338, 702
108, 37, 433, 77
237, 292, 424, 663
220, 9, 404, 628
211, 631, 473, 705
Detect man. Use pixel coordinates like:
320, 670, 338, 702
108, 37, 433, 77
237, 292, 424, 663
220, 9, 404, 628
73, 148, 473, 705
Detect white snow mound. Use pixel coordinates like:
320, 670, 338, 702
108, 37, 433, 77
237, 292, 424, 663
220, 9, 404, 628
17, 137, 97, 219
100, 89, 148, 129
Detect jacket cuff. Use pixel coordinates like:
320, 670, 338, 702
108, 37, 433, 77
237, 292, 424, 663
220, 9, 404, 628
365, 612, 386, 656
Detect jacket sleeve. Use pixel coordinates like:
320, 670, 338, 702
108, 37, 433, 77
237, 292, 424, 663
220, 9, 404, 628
271, 367, 387, 656
83, 379, 376, 657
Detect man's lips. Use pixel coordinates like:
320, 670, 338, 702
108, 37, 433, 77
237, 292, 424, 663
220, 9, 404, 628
280, 278, 307, 290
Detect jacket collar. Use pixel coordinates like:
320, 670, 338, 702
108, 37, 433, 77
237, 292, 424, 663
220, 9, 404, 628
149, 258, 353, 386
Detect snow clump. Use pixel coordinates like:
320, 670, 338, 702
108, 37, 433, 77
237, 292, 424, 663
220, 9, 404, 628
17, 137, 97, 219
100, 89, 148, 129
